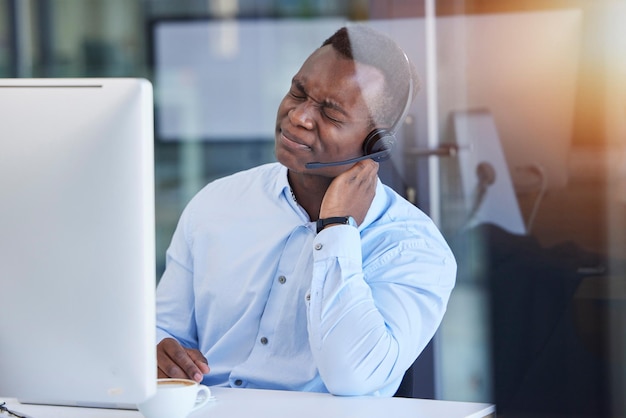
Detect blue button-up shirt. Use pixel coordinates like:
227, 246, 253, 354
156, 162, 456, 396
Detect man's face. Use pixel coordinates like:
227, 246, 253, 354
274, 45, 386, 176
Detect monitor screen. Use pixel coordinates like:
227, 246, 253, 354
0, 78, 157, 407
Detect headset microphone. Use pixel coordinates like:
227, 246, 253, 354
305, 51, 414, 170
305, 149, 390, 169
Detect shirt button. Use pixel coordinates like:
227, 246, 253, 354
306, 294, 311, 301
278, 275, 286, 284
234, 379, 243, 386
260, 337, 268, 345
314, 243, 323, 250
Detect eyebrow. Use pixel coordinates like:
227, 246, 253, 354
292, 77, 349, 118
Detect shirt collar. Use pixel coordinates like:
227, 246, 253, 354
273, 163, 292, 200
273, 164, 304, 217
360, 179, 387, 230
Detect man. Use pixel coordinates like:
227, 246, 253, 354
155, 25, 456, 397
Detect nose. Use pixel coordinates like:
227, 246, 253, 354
288, 100, 315, 130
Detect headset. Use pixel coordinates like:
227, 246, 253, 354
305, 52, 414, 169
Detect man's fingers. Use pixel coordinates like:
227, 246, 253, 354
157, 351, 189, 380
187, 349, 211, 375
156, 338, 208, 382
156, 338, 191, 379
319, 159, 378, 224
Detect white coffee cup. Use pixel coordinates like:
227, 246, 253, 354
137, 378, 212, 418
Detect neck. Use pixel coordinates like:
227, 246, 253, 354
287, 170, 332, 221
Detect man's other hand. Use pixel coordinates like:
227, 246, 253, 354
156, 338, 210, 382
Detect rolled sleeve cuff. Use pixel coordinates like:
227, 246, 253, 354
312, 224, 361, 262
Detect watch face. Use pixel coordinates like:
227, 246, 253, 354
347, 216, 357, 227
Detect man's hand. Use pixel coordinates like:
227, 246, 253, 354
319, 159, 378, 225
157, 338, 210, 382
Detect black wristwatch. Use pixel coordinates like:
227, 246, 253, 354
316, 216, 357, 233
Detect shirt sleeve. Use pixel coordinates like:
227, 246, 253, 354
155, 208, 200, 349
307, 223, 456, 396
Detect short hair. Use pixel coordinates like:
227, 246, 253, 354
321, 25, 420, 129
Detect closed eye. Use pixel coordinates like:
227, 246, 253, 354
289, 79, 307, 100
289, 91, 306, 100
321, 107, 344, 125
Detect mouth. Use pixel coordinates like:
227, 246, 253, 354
279, 128, 312, 151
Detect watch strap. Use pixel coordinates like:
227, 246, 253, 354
316, 216, 350, 233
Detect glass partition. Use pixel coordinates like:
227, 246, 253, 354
435, 2, 625, 417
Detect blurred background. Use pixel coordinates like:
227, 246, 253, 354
1, 0, 624, 416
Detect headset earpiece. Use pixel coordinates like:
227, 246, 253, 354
362, 128, 396, 162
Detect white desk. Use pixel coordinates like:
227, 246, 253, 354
2, 387, 495, 418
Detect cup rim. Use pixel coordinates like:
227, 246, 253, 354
156, 377, 198, 386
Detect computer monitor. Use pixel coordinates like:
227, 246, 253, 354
0, 78, 157, 407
